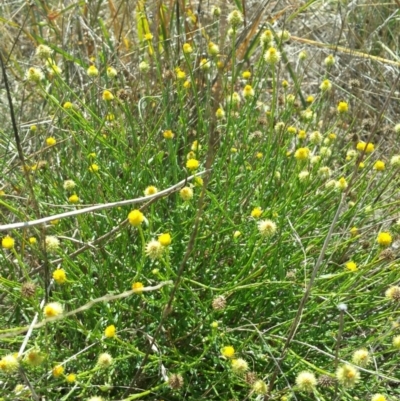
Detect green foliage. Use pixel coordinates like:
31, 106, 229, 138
1, 1, 400, 401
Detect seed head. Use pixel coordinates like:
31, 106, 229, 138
385, 286, 400, 301
252, 380, 268, 395
43, 302, 63, 318
168, 373, 184, 389
212, 295, 226, 310
352, 349, 370, 367
21, 282, 37, 298
231, 358, 248, 374
336, 364, 360, 388
97, 353, 113, 368
45, 235, 60, 252
0, 354, 19, 374
318, 374, 336, 387
257, 219, 277, 237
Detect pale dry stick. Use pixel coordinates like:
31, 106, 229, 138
0, 171, 208, 232
0, 281, 172, 339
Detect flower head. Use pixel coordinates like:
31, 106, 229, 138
36, 44, 53, 59
231, 358, 248, 374
385, 286, 400, 301
128, 209, 144, 226
89, 163, 99, 173
356, 141, 374, 153
377, 232, 392, 247
46, 137, 56, 146
252, 380, 268, 395
66, 373, 77, 383
145, 239, 164, 259
320, 79, 332, 92
324, 54, 335, 67
336, 364, 360, 388
87, 65, 99, 77
158, 233, 172, 246
257, 219, 277, 237
102, 90, 114, 101
221, 346, 235, 358
392, 335, 400, 349
352, 349, 370, 367
242, 84, 255, 98
139, 61, 150, 72
182, 43, 193, 54
106, 66, 117, 78
295, 371, 317, 392
132, 281, 144, 294
63, 180, 76, 190
208, 42, 219, 56
25, 67, 44, 83
0, 354, 19, 374
251, 207, 262, 218
373, 160, 385, 171
43, 302, 63, 318
294, 147, 310, 161
163, 130, 174, 139
264, 47, 281, 65
345, 261, 357, 272
337, 101, 348, 113
2, 235, 15, 249
52, 365, 64, 377
180, 186, 193, 201
104, 325, 116, 338
97, 352, 113, 368
52, 269, 67, 284
68, 194, 79, 203
144, 186, 158, 196
168, 373, 184, 389
45, 236, 60, 252
24, 349, 44, 366
371, 395, 387, 401
186, 158, 199, 170
227, 10, 243, 29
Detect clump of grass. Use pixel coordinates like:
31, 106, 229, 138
1, 1, 400, 401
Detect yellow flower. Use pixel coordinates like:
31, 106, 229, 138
158, 233, 172, 246
43, 302, 63, 318
132, 281, 144, 294
337, 101, 348, 113
144, 186, 158, 196
233, 231, 241, 238
306, 95, 314, 103
183, 43, 193, 54
216, 108, 225, 119
52, 269, 67, 284
264, 47, 281, 65
242, 84, 254, 98
63, 101, 73, 109
163, 130, 174, 139
186, 159, 199, 170
377, 232, 392, 247
176, 69, 186, 80
251, 207, 262, 218
128, 209, 144, 226
336, 364, 360, 388
350, 227, 358, 237
102, 90, 114, 101
66, 373, 77, 383
106, 66, 117, 78
345, 261, 357, 271
352, 349, 370, 367
52, 365, 64, 378
46, 137, 56, 146
242, 70, 251, 79
2, 235, 15, 249
356, 141, 374, 153
29, 237, 37, 245
0, 354, 19, 374
208, 42, 219, 56
336, 177, 348, 191
68, 194, 79, 203
87, 65, 99, 77
253, 380, 268, 395
298, 130, 307, 139
373, 160, 385, 171
144, 33, 153, 40
221, 346, 235, 358
104, 324, 116, 338
180, 186, 193, 201
294, 147, 310, 161
371, 394, 387, 401
256, 152, 263, 159
392, 335, 400, 349
89, 163, 99, 173
200, 58, 210, 70
183, 80, 191, 89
